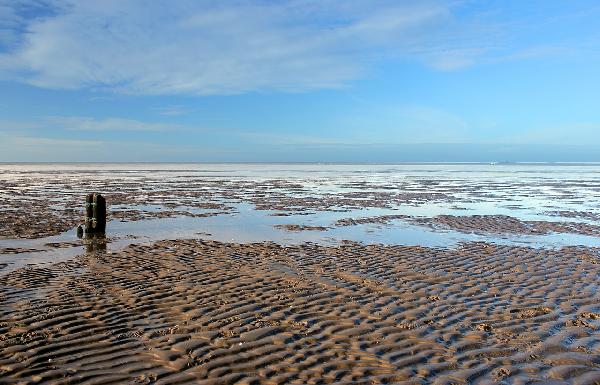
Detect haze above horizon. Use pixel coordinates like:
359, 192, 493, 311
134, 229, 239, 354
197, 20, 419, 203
1, 1, 599, 162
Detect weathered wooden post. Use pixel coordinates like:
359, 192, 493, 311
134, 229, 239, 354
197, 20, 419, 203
84, 193, 106, 235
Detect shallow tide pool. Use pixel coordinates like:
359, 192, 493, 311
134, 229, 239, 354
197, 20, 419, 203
1, 163, 600, 274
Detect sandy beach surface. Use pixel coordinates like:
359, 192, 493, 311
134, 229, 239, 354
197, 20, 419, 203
1, 163, 600, 384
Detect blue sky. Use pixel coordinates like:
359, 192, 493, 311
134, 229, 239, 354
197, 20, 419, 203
1, 0, 599, 162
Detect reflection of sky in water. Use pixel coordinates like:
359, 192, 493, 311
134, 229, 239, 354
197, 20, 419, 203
2, 201, 600, 275
1, 163, 600, 274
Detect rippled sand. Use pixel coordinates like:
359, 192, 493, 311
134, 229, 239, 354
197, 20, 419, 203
2, 164, 600, 384
1, 240, 600, 384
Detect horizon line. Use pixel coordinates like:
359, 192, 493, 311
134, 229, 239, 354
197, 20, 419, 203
2, 161, 600, 166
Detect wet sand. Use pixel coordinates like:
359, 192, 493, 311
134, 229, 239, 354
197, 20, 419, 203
1, 240, 600, 384
2, 163, 600, 243
2, 164, 600, 384
412, 215, 600, 237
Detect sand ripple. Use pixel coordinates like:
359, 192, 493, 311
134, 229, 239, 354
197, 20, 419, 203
1, 240, 600, 384
415, 215, 600, 237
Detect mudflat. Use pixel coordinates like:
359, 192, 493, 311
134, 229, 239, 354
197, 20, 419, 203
1, 240, 600, 384
1, 164, 600, 384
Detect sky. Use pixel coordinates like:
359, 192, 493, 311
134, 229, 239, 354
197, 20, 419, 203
1, 0, 599, 162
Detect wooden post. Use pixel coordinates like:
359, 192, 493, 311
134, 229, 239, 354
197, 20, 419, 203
84, 193, 106, 234
86, 237, 107, 253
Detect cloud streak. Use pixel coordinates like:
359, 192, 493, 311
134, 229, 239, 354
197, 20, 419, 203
47, 116, 185, 132
0, 116, 188, 134
0, 0, 505, 95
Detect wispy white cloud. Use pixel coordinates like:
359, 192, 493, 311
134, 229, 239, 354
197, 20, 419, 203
0, 128, 239, 162
0, 130, 104, 161
0, 116, 187, 132
0, 115, 186, 161
0, 0, 63, 49
46, 116, 185, 132
3, 134, 103, 147
155, 105, 189, 117
0, 119, 41, 131
0, 1, 506, 95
